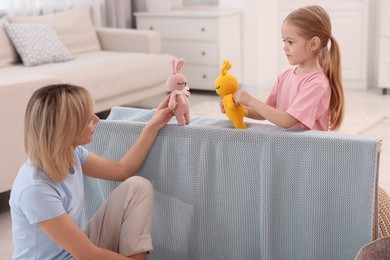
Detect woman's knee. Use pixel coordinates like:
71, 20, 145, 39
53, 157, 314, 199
123, 176, 153, 198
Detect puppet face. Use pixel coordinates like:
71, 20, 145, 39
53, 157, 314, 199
166, 73, 188, 92
215, 74, 238, 96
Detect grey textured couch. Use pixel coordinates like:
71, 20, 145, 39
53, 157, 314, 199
0, 6, 174, 192
83, 107, 381, 260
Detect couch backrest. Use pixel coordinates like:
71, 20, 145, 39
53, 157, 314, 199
6, 5, 101, 55
83, 107, 382, 260
0, 17, 20, 67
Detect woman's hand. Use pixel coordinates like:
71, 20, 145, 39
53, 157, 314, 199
39, 213, 130, 259
147, 95, 174, 132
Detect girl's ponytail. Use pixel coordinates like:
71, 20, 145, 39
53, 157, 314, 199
321, 36, 344, 131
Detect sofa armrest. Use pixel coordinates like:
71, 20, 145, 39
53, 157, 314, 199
95, 27, 161, 54
0, 74, 63, 193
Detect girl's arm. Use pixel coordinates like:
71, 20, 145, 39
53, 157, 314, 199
245, 106, 266, 120
82, 95, 174, 181
39, 213, 133, 259
234, 90, 298, 128
219, 97, 265, 120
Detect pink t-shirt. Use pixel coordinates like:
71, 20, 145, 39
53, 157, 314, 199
266, 67, 331, 131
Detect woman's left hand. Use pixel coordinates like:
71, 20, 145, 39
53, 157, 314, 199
147, 95, 174, 132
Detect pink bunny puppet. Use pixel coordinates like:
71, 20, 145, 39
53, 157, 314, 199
166, 58, 190, 125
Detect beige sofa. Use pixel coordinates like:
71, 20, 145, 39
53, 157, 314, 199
0, 6, 174, 193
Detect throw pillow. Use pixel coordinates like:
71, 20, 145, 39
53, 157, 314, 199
4, 23, 74, 66
0, 17, 19, 67
6, 6, 101, 54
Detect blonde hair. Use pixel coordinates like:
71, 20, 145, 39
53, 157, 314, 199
285, 5, 344, 131
24, 84, 92, 182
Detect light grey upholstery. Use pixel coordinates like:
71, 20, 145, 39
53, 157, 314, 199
83, 107, 381, 260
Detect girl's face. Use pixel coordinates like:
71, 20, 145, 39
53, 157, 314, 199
281, 22, 312, 66
73, 111, 100, 146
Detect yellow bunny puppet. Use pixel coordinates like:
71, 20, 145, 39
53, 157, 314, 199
215, 60, 248, 129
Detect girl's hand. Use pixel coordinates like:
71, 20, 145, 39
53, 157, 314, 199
219, 98, 225, 114
234, 90, 252, 107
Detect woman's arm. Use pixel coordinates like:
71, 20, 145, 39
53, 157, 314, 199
234, 90, 298, 128
39, 213, 133, 259
82, 96, 174, 181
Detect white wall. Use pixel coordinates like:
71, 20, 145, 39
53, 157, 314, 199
219, 0, 265, 92
219, 0, 280, 93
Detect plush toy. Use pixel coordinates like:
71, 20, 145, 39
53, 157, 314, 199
215, 60, 248, 129
166, 58, 190, 126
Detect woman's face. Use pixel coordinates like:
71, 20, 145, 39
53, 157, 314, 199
281, 22, 312, 66
73, 110, 100, 146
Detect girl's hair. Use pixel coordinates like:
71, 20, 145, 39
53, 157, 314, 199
24, 84, 92, 182
284, 5, 344, 131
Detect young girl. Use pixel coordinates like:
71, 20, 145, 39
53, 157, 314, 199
232, 5, 344, 131
9, 84, 173, 259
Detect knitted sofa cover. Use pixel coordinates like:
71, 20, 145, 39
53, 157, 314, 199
83, 107, 381, 260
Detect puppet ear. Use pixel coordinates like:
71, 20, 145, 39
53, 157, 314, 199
220, 60, 231, 76
176, 58, 185, 73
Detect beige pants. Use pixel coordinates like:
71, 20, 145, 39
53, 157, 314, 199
84, 176, 154, 256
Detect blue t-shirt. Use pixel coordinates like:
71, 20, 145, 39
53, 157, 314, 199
9, 146, 88, 260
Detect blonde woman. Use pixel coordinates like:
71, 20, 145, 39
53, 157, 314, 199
9, 84, 173, 259
231, 5, 344, 131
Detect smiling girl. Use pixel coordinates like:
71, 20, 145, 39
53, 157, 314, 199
231, 5, 344, 131
9, 84, 173, 259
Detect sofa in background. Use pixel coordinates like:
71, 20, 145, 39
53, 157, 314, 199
0, 6, 175, 193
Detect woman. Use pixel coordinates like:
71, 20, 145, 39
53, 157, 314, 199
9, 84, 173, 259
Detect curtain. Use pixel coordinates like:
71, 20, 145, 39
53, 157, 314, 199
1, 0, 137, 28
105, 0, 132, 28
3, 0, 94, 16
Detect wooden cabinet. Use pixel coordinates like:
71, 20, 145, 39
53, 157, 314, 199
135, 10, 242, 91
